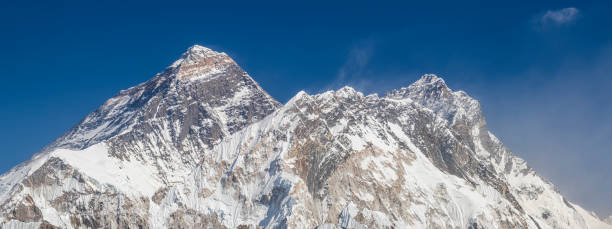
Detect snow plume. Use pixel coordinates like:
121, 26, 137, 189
337, 43, 373, 81
323, 39, 412, 96
325, 40, 375, 92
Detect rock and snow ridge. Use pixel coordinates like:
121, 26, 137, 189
0, 45, 610, 229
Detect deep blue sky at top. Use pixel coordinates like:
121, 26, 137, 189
1, 0, 611, 216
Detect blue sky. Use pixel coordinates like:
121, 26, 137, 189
1, 0, 611, 216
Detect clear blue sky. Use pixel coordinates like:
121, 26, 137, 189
2, 0, 611, 216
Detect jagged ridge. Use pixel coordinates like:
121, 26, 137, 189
0, 46, 610, 229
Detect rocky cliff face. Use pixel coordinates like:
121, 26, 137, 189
0, 46, 610, 229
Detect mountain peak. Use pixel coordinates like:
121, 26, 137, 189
180, 45, 220, 59
386, 74, 482, 125
186, 44, 212, 52
385, 74, 451, 100
336, 86, 362, 98
169, 45, 236, 80
44, 44, 278, 151
412, 74, 448, 89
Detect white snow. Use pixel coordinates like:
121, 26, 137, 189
52, 143, 163, 197
1, 220, 42, 229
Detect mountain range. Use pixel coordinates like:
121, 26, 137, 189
1, 45, 610, 229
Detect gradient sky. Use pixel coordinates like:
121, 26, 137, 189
2, 0, 611, 217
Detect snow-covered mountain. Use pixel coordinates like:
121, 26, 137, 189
1, 45, 610, 229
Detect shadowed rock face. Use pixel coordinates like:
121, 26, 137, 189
0, 45, 281, 228
51, 45, 279, 152
6, 195, 42, 222
1, 48, 610, 229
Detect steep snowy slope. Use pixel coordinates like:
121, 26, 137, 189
155, 77, 609, 228
156, 87, 527, 228
387, 75, 611, 229
0, 46, 609, 229
0, 45, 280, 228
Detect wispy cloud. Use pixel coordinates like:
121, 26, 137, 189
321, 40, 375, 92
337, 42, 374, 84
540, 7, 580, 26
322, 39, 422, 95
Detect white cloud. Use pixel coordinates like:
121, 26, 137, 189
540, 7, 580, 25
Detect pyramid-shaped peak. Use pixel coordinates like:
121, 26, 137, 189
187, 44, 212, 52
170, 45, 237, 80
178, 45, 230, 62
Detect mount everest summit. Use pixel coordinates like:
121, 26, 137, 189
0, 45, 610, 229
